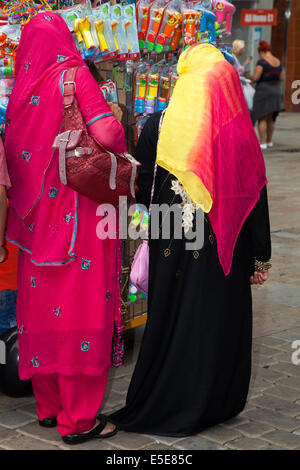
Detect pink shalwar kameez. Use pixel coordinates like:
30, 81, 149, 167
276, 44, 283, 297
5, 13, 126, 436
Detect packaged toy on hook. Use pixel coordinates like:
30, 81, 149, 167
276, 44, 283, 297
144, 0, 166, 52
123, 3, 140, 60
109, 4, 128, 60
134, 60, 148, 114
76, 1, 99, 60
190, 0, 213, 9
144, 59, 165, 114
182, 7, 199, 48
169, 64, 178, 99
98, 79, 118, 104
59, 3, 95, 59
0, 78, 14, 132
93, 2, 116, 61
0, 23, 21, 76
156, 61, 176, 111
154, 0, 182, 54
213, 0, 235, 38
136, 0, 154, 51
192, 3, 216, 44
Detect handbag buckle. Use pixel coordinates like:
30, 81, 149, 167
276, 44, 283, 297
63, 81, 76, 97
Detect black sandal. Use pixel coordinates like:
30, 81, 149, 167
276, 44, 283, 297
39, 418, 57, 428
62, 415, 118, 445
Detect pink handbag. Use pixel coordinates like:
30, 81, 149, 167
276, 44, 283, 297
130, 111, 165, 295
130, 240, 149, 295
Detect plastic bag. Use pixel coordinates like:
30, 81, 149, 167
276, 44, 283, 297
243, 80, 255, 111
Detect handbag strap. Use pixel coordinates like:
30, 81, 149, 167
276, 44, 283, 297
63, 67, 79, 108
149, 109, 165, 216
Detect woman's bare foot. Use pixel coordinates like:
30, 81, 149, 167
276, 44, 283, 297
100, 421, 116, 436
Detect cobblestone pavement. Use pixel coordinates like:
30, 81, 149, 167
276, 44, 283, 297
0, 113, 299, 451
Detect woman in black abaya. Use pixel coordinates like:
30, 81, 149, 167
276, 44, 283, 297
110, 44, 272, 437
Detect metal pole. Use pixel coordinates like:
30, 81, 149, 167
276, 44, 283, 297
125, 60, 134, 153
282, 0, 291, 109
283, 0, 291, 69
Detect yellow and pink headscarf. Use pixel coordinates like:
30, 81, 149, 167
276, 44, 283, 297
157, 43, 267, 275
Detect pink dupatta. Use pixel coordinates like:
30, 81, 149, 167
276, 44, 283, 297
5, 12, 85, 220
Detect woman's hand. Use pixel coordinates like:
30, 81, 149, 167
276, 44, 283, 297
107, 102, 123, 123
244, 56, 253, 66
0, 245, 7, 263
250, 270, 269, 285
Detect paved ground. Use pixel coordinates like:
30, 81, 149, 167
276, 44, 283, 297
0, 112, 299, 451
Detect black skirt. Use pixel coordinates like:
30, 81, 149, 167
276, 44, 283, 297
251, 80, 282, 125
110, 112, 271, 437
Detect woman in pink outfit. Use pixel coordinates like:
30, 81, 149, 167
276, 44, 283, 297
5, 12, 126, 444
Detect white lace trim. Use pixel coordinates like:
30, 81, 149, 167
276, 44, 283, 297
170, 180, 201, 234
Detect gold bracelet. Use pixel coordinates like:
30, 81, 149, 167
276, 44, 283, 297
255, 258, 272, 271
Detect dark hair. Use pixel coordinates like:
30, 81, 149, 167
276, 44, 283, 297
258, 40, 272, 53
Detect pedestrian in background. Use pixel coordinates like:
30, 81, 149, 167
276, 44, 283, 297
232, 39, 254, 111
251, 40, 284, 149
232, 39, 253, 80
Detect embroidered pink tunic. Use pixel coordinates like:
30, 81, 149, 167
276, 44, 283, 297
5, 13, 126, 380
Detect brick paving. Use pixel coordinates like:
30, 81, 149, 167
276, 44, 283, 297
0, 113, 299, 450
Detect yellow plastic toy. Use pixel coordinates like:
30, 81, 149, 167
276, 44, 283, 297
73, 18, 84, 46
95, 20, 109, 53
124, 20, 132, 52
111, 21, 120, 52
77, 17, 96, 50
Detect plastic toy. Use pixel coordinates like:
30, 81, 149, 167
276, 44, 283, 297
155, 8, 182, 53
190, 0, 212, 9
123, 4, 140, 59
169, 65, 178, 99
157, 75, 170, 110
134, 62, 148, 114
170, 16, 182, 51
59, 3, 83, 31
144, 73, 159, 114
111, 4, 128, 60
128, 282, 147, 303
95, 19, 109, 53
213, 0, 236, 37
98, 80, 118, 104
2, 0, 56, 25
77, 16, 97, 50
198, 8, 216, 44
137, 0, 152, 50
0, 25, 20, 75
129, 204, 149, 232
93, 3, 116, 61
144, 0, 165, 52
182, 9, 199, 47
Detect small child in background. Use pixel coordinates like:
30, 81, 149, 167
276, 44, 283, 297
0, 138, 18, 336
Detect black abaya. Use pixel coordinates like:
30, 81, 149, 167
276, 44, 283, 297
110, 111, 271, 437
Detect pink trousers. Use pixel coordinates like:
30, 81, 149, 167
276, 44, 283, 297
31, 372, 108, 436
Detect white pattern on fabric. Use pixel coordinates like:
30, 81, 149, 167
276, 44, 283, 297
171, 180, 201, 234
